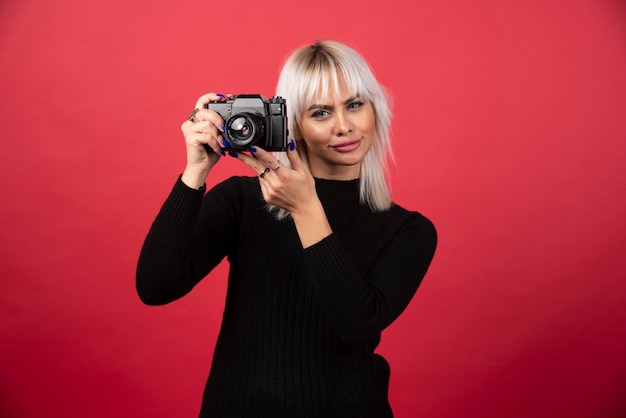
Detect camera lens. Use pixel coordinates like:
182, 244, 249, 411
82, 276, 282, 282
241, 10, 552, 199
226, 113, 264, 149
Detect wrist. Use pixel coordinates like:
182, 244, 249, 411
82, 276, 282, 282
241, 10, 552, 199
290, 197, 323, 220
291, 199, 332, 248
181, 165, 210, 190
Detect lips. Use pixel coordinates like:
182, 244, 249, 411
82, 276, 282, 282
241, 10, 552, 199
331, 139, 361, 152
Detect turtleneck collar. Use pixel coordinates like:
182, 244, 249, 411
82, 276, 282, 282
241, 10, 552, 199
314, 177, 360, 198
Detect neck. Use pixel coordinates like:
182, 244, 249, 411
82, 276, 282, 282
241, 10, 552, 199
308, 163, 361, 181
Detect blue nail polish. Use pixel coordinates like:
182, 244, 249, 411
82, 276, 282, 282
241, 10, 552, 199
228, 151, 238, 158
216, 93, 225, 98
221, 139, 231, 149
221, 123, 225, 131
219, 149, 226, 156
289, 139, 296, 152
248, 145, 257, 153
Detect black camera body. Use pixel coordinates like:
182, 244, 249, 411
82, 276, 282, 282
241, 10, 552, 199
207, 94, 288, 152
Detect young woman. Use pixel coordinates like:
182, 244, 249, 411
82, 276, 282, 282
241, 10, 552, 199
137, 40, 437, 417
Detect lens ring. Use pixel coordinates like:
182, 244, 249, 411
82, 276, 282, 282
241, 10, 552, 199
226, 113, 264, 148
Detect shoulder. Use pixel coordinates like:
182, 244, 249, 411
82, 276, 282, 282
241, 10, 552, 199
384, 203, 437, 245
384, 202, 435, 228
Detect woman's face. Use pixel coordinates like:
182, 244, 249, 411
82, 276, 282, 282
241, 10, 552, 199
298, 76, 376, 180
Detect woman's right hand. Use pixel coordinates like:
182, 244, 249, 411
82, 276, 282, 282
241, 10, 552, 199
180, 92, 227, 189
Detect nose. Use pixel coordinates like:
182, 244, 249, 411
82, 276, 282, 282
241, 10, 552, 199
334, 110, 352, 136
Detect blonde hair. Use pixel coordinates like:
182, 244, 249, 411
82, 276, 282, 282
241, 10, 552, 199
272, 40, 394, 219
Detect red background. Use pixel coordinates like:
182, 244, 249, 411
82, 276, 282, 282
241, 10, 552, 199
1, 1, 625, 417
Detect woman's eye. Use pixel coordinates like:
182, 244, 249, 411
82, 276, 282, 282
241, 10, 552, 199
312, 110, 329, 118
348, 101, 364, 110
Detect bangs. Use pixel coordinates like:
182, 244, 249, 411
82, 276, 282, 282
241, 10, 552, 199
272, 39, 394, 219
293, 51, 370, 120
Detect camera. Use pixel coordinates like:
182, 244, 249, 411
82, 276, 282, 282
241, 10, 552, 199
206, 94, 288, 152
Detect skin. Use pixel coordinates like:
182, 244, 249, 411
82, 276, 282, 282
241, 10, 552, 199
180, 78, 376, 248
298, 77, 376, 180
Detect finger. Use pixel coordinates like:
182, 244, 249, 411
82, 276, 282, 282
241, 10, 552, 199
248, 146, 278, 168
287, 140, 304, 171
186, 95, 216, 123
235, 151, 270, 176
183, 113, 223, 138
182, 120, 224, 155
185, 93, 227, 129
182, 119, 224, 152
181, 120, 219, 141
204, 133, 225, 156
187, 108, 201, 123
191, 110, 225, 134
181, 119, 194, 130
194, 92, 227, 110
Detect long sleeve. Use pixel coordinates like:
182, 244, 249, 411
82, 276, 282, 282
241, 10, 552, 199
303, 211, 437, 344
136, 176, 241, 305
138, 175, 436, 417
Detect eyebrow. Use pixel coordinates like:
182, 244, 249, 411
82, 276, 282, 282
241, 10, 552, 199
307, 94, 361, 111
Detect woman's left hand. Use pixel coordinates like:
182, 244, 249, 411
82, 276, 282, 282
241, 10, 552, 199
233, 142, 332, 247
233, 142, 313, 212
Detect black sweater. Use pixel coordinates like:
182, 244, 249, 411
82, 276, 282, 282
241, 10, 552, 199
136, 176, 437, 417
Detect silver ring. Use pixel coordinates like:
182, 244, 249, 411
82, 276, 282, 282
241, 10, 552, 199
259, 167, 271, 178
274, 161, 281, 170
188, 108, 200, 122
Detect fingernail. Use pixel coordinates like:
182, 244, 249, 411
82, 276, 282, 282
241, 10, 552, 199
248, 145, 257, 153
228, 151, 238, 158
221, 139, 231, 149
216, 93, 225, 98
220, 123, 225, 132
219, 149, 226, 156
289, 139, 296, 152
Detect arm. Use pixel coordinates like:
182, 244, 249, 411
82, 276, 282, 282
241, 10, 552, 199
136, 178, 206, 305
181, 92, 229, 189
232, 142, 333, 248
136, 92, 236, 305
225, 142, 436, 343
303, 215, 437, 344
136, 177, 239, 305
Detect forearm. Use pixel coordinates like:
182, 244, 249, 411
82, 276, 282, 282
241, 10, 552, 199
136, 220, 199, 305
181, 163, 211, 190
303, 235, 382, 343
291, 198, 333, 248
136, 177, 206, 305
303, 218, 437, 344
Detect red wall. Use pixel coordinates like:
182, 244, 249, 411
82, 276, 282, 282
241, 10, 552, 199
1, 1, 625, 417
